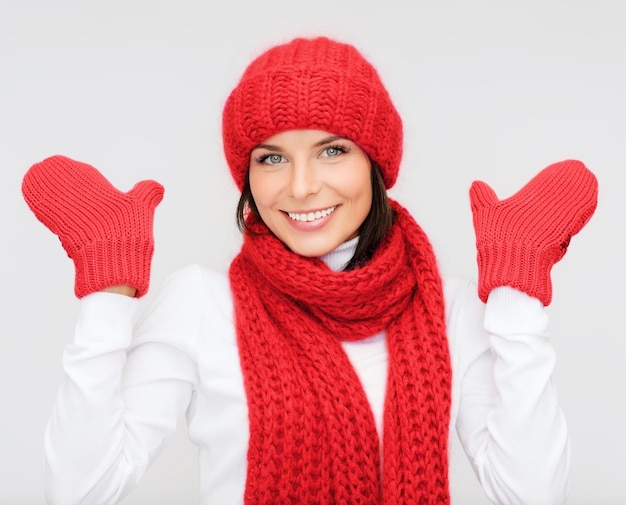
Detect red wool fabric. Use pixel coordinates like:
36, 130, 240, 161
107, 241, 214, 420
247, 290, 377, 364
229, 200, 452, 504
470, 159, 598, 306
22, 155, 164, 298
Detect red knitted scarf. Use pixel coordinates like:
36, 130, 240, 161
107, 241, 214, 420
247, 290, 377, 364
229, 200, 452, 504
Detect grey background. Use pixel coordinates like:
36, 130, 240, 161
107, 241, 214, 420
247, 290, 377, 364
1, 0, 624, 503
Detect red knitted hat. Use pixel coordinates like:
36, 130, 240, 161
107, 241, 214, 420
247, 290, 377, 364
222, 36, 403, 190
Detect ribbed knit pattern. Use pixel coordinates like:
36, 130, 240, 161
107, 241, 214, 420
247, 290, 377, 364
22, 155, 164, 298
222, 36, 403, 191
229, 200, 451, 504
470, 159, 598, 306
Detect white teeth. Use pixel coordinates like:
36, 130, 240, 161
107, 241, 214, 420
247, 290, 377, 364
287, 206, 336, 222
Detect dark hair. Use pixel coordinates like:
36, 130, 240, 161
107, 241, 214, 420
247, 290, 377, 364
236, 161, 394, 270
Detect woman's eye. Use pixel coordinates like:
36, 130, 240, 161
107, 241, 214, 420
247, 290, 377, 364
322, 145, 347, 157
257, 154, 285, 165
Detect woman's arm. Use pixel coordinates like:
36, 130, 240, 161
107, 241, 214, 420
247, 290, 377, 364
455, 159, 597, 503
45, 267, 201, 505
454, 285, 570, 504
22, 155, 195, 504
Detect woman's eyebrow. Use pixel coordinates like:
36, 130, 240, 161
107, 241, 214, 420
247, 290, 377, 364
253, 136, 346, 152
314, 136, 344, 147
253, 143, 283, 152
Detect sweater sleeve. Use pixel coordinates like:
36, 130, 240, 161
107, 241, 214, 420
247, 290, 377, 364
454, 284, 571, 505
44, 267, 202, 505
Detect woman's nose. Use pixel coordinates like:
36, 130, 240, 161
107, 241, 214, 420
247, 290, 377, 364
287, 160, 321, 199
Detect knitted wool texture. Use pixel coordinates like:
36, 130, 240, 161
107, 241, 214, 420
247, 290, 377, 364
229, 200, 452, 504
22, 155, 164, 298
470, 159, 598, 306
222, 36, 403, 191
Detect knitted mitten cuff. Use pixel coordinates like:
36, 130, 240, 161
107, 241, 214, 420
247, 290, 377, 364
475, 240, 561, 305
71, 236, 156, 298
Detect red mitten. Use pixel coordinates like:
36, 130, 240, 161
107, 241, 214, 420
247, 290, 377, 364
22, 155, 164, 298
470, 159, 598, 305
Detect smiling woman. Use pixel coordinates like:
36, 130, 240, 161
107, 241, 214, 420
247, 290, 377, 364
238, 133, 393, 269
247, 130, 374, 257
21, 35, 597, 505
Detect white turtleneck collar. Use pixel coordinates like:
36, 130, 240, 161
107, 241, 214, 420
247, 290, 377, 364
318, 236, 359, 272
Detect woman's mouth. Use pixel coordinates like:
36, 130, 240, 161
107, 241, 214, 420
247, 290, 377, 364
286, 205, 337, 222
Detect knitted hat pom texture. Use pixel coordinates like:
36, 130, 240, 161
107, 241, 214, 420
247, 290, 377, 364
222, 36, 403, 190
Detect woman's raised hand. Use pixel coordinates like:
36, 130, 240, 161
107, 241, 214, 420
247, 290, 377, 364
469, 159, 598, 306
22, 155, 164, 298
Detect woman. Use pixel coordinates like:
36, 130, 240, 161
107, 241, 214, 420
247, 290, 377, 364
22, 36, 598, 504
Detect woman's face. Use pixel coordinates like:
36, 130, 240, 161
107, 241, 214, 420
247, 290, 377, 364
249, 129, 373, 257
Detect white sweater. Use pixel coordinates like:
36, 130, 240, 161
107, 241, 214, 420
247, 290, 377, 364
44, 243, 570, 505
